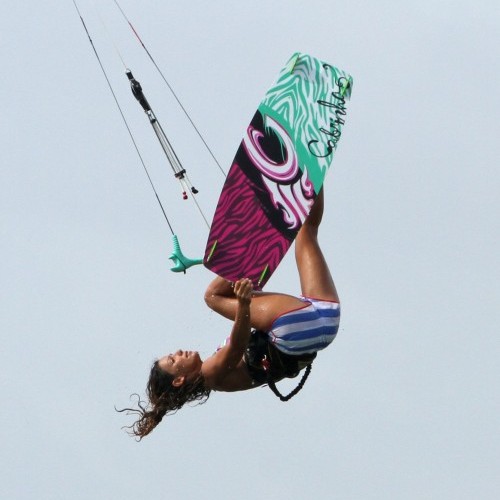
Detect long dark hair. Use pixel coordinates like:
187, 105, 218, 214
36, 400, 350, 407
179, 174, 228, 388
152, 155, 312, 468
117, 360, 211, 439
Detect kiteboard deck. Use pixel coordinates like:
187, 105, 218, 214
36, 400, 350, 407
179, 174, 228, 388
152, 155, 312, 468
204, 52, 353, 289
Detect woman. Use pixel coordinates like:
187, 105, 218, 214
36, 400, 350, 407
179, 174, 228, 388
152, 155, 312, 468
123, 190, 340, 438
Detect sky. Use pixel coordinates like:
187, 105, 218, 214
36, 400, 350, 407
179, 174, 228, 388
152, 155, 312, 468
1, 1, 499, 499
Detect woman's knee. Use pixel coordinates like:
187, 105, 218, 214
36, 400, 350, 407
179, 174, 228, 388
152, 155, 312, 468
297, 222, 319, 245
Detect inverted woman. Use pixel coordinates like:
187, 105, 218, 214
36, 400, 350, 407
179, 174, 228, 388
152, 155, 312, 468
124, 189, 340, 438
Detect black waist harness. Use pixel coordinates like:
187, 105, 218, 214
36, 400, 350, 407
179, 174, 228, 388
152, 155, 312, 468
244, 329, 317, 401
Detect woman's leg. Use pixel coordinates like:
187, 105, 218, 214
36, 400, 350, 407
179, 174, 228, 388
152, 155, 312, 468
294, 189, 339, 302
205, 277, 306, 331
204, 189, 338, 330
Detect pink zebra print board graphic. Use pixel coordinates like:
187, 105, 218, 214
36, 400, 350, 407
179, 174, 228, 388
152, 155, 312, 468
204, 53, 353, 289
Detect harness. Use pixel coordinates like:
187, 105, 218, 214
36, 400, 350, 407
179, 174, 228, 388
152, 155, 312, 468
244, 330, 316, 401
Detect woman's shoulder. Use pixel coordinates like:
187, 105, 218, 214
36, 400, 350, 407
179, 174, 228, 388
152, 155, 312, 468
202, 353, 256, 392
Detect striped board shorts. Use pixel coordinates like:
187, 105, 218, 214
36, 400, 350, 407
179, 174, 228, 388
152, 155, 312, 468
269, 297, 341, 356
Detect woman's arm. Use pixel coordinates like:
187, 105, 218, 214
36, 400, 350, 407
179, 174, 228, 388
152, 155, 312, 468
202, 277, 311, 391
205, 275, 308, 331
220, 278, 253, 368
202, 279, 254, 387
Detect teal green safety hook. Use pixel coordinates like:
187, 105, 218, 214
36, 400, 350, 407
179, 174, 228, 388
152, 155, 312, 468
169, 235, 203, 273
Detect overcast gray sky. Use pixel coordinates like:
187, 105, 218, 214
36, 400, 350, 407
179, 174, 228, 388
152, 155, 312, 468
2, 1, 499, 499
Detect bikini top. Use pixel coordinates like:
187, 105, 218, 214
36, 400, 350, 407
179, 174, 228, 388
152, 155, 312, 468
215, 330, 316, 400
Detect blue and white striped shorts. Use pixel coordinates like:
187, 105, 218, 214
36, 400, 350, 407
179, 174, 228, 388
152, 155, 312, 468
269, 297, 341, 356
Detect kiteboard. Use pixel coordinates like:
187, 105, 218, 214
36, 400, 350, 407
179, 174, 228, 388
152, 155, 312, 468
204, 52, 353, 289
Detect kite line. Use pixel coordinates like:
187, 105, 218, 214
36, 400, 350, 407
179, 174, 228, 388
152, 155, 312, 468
111, 0, 226, 179
72, 0, 221, 272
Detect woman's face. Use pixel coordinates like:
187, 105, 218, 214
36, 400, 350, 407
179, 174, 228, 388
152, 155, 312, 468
158, 350, 203, 385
